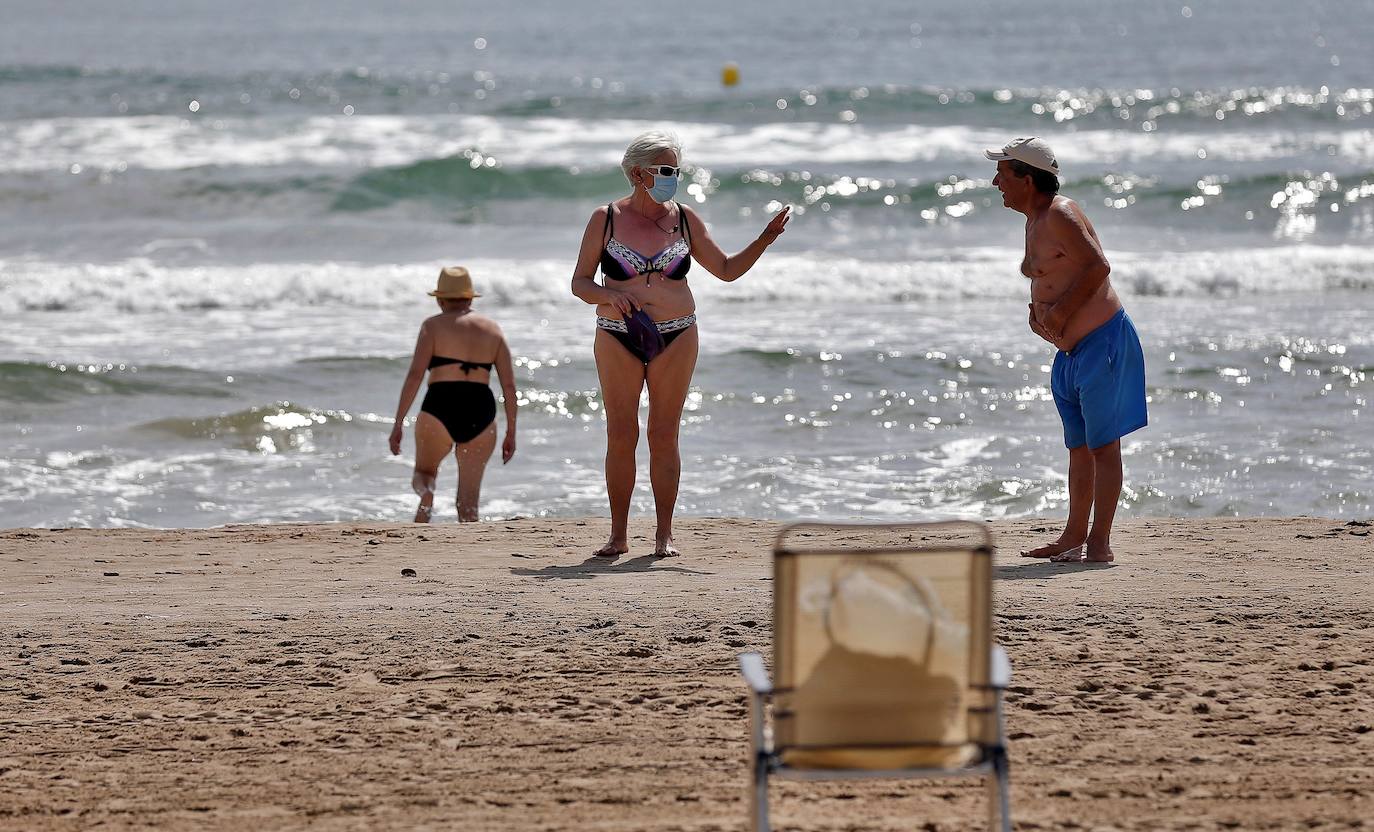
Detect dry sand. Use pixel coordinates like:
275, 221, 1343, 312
1, 517, 1371, 831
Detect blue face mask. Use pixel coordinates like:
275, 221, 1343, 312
644, 171, 679, 204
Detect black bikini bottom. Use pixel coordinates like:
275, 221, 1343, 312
604, 326, 694, 363
596, 313, 697, 364
420, 381, 496, 443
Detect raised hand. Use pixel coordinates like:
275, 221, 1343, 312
760, 205, 792, 243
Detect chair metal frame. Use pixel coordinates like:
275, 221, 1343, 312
737, 521, 1012, 832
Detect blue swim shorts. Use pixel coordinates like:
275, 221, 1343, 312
1050, 308, 1148, 449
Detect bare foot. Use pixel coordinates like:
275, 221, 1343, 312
413, 503, 433, 524
1020, 538, 1084, 559
653, 535, 680, 558
1085, 543, 1115, 563
593, 539, 628, 559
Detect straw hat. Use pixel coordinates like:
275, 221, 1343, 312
428, 266, 481, 299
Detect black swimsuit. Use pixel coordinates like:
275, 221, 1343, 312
429, 356, 493, 373
420, 356, 496, 443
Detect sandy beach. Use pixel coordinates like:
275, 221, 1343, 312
1, 517, 1370, 831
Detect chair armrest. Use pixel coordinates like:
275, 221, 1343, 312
737, 652, 773, 695
990, 644, 1012, 689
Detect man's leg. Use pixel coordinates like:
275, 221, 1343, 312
1081, 310, 1146, 562
1023, 350, 1091, 559
1065, 443, 1096, 541
1022, 444, 1093, 558
1085, 440, 1122, 562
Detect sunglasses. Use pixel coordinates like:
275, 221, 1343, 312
642, 165, 681, 177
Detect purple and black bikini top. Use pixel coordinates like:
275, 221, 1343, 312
600, 202, 692, 282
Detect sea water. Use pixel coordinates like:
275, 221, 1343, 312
1, 0, 1370, 526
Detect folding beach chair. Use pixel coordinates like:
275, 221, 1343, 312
737, 521, 1012, 832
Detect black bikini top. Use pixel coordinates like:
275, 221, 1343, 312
429, 355, 493, 372
600, 202, 692, 282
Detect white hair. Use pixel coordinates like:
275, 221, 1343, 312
620, 129, 683, 186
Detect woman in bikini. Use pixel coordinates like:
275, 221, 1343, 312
390, 267, 517, 522
570, 130, 790, 557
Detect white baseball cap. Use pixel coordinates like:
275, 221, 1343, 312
984, 137, 1059, 175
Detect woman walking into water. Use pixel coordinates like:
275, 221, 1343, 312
570, 130, 790, 557
390, 267, 517, 522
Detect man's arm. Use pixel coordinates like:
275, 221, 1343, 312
1041, 204, 1111, 338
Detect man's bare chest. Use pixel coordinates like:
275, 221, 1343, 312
1021, 230, 1066, 279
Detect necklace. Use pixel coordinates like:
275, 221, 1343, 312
653, 209, 680, 235
629, 199, 678, 234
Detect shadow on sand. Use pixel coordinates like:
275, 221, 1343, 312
996, 559, 1117, 580
511, 553, 712, 580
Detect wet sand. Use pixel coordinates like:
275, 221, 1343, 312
1, 517, 1371, 831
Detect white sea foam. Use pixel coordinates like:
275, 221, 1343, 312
6, 113, 1373, 175
4, 245, 1373, 315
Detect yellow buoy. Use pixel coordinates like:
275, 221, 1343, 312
721, 62, 740, 87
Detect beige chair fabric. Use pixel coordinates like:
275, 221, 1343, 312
772, 523, 994, 770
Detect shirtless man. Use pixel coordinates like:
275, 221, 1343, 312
986, 137, 1147, 563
